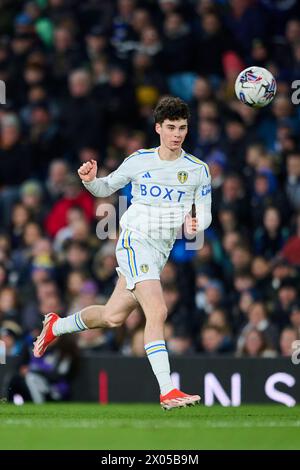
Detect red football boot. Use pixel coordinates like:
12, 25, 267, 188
160, 388, 201, 410
33, 313, 60, 358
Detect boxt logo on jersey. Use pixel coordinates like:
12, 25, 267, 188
140, 184, 185, 202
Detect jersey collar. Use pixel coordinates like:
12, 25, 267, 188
155, 146, 185, 164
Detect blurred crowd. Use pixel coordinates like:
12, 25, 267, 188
1, 0, 300, 382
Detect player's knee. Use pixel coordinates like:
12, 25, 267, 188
102, 310, 124, 328
107, 318, 123, 328
158, 306, 168, 323
147, 305, 168, 324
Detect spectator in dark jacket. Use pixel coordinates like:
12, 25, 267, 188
0, 114, 32, 226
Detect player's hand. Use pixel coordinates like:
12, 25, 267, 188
185, 212, 199, 235
78, 159, 98, 182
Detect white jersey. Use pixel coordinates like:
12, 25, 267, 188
83, 147, 212, 254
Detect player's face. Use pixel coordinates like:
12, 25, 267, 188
156, 119, 188, 151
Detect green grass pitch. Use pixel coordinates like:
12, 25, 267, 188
0, 403, 300, 450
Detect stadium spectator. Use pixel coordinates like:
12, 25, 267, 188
237, 301, 279, 352
0, 320, 23, 356
130, 328, 146, 357
7, 336, 79, 403
45, 160, 71, 204
200, 325, 230, 355
222, 113, 250, 173
219, 174, 249, 227
162, 12, 194, 100
250, 171, 289, 227
289, 303, 300, 337
0, 263, 8, 291
0, 0, 299, 367
167, 327, 195, 355
20, 279, 60, 333
56, 240, 92, 290
195, 11, 235, 77
78, 327, 114, 353
236, 328, 277, 358
28, 100, 65, 177
205, 308, 234, 352
10, 203, 32, 249
0, 288, 20, 325
119, 306, 145, 355
92, 242, 118, 297
0, 113, 32, 226
251, 256, 272, 296
281, 213, 300, 266
272, 278, 299, 329
20, 180, 45, 226
285, 153, 300, 212
279, 326, 299, 357
45, 174, 94, 237
61, 68, 101, 157
254, 206, 289, 259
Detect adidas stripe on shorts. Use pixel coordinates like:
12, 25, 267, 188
115, 229, 168, 290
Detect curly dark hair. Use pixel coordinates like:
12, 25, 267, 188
153, 96, 190, 124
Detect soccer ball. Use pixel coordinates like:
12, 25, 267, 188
234, 66, 277, 108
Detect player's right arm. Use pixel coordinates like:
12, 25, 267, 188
185, 164, 212, 235
78, 158, 132, 197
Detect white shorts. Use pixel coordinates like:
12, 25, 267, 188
116, 229, 169, 290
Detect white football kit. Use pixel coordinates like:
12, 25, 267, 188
83, 147, 212, 290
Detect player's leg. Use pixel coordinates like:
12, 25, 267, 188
133, 279, 172, 392
33, 274, 137, 357
56, 273, 138, 331
134, 279, 167, 344
133, 279, 200, 409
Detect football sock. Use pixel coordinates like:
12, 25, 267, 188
144, 340, 174, 395
52, 312, 88, 336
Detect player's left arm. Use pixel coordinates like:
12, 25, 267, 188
79, 157, 133, 197
185, 165, 212, 234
